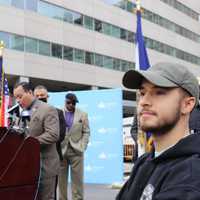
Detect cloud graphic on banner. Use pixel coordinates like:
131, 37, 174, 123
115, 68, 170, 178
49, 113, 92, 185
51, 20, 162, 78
97, 102, 105, 108
98, 128, 107, 134
85, 164, 104, 172
99, 152, 107, 160
98, 127, 117, 134
88, 141, 104, 147
97, 101, 117, 109
107, 153, 118, 159
85, 165, 92, 172
89, 115, 103, 123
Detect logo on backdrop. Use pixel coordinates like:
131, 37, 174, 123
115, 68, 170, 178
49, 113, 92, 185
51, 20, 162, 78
49, 88, 123, 184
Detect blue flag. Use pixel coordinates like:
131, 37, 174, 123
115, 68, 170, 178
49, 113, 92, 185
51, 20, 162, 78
135, 8, 153, 156
135, 10, 150, 70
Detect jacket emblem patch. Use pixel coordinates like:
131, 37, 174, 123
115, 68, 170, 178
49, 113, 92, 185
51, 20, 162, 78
140, 184, 154, 200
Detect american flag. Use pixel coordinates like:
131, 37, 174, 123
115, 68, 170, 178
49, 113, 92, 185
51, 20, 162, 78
0, 56, 10, 127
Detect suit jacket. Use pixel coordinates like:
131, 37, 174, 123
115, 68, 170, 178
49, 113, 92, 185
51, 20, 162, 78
62, 107, 90, 155
28, 99, 60, 178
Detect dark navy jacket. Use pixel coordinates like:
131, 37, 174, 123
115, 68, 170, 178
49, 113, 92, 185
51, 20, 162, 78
116, 134, 200, 200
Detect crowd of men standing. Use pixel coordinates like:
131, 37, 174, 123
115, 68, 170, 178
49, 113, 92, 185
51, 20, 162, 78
13, 82, 90, 200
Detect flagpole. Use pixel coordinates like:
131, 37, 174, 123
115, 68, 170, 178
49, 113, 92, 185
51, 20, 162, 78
0, 41, 5, 57
0, 41, 5, 127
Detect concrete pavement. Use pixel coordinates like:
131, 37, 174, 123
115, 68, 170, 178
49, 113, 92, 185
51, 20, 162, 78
58, 163, 133, 200
62, 183, 119, 200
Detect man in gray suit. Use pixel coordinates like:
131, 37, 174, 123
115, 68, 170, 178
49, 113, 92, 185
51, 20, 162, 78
13, 82, 60, 200
59, 93, 90, 200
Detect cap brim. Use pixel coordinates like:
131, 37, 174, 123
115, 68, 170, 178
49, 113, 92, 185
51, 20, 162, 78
123, 70, 178, 89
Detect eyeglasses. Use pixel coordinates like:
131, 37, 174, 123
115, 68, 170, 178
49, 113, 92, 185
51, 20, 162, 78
66, 101, 75, 105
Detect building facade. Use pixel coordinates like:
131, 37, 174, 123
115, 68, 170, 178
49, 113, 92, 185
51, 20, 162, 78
0, 0, 200, 116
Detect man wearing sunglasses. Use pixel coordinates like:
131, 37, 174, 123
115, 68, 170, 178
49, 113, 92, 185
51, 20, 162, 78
59, 93, 90, 200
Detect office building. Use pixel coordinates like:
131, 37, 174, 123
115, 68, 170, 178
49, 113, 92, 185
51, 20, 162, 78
0, 0, 200, 116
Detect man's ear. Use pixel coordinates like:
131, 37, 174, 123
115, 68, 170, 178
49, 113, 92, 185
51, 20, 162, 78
29, 90, 33, 95
182, 96, 196, 114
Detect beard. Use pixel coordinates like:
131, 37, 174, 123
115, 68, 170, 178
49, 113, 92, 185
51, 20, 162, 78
139, 104, 181, 136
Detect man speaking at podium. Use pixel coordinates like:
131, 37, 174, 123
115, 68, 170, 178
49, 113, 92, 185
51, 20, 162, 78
13, 82, 60, 200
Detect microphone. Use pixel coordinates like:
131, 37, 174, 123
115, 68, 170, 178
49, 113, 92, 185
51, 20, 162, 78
7, 104, 20, 117
21, 110, 31, 129
7, 104, 20, 127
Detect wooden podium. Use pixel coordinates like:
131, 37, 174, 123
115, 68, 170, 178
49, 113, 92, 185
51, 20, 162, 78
0, 127, 40, 200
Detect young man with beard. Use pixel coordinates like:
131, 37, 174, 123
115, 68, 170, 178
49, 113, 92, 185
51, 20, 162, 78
116, 62, 200, 200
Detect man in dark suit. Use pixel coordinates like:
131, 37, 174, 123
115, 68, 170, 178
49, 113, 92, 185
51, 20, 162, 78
59, 93, 90, 200
13, 82, 60, 200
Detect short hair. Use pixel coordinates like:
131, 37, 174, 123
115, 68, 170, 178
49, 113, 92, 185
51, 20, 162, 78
65, 93, 79, 103
14, 82, 32, 92
34, 85, 48, 92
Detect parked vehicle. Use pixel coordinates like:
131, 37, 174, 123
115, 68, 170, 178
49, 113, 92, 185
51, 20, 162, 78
123, 117, 135, 162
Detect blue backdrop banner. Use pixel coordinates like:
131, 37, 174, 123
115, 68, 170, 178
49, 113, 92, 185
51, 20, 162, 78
49, 88, 123, 184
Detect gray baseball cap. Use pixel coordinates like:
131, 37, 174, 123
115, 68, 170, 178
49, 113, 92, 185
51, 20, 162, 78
123, 62, 199, 106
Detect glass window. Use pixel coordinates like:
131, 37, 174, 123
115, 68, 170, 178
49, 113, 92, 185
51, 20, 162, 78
73, 12, 83, 26
113, 59, 121, 70
102, 0, 121, 6
102, 23, 111, 35
120, 28, 127, 40
38, 1, 64, 21
10, 34, 24, 51
63, 9, 73, 23
11, 0, 24, 9
103, 56, 113, 69
63, 46, 73, 61
0, 32, 10, 48
38, 1, 53, 18
121, 60, 129, 71
111, 26, 120, 38
126, 1, 134, 12
84, 16, 94, 30
74, 49, 84, 63
176, 50, 184, 60
145, 38, 154, 49
85, 51, 94, 65
0, 0, 11, 5
116, 0, 126, 9
129, 62, 135, 69
95, 20, 102, 32
94, 54, 103, 67
127, 31, 134, 42
170, 47, 176, 57
54, 6, 64, 21
51, 43, 62, 58
25, 0, 37, 11
25, 37, 38, 53
38, 40, 50, 56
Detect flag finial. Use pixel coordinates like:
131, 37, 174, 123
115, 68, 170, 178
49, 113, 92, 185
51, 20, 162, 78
0, 41, 5, 57
136, 0, 141, 11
